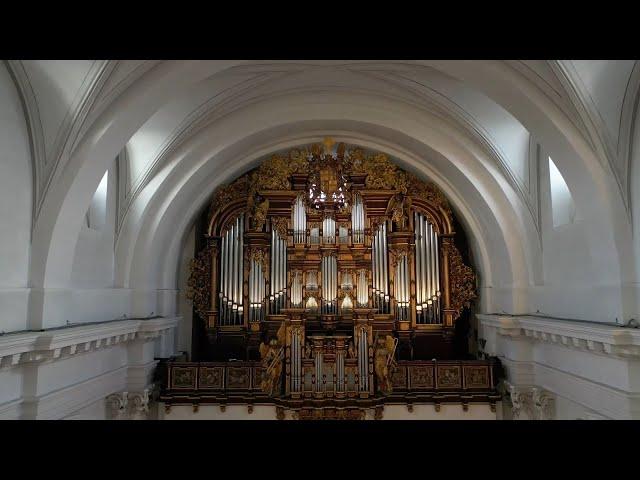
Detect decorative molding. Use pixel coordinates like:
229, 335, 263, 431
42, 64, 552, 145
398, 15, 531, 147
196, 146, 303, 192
532, 387, 555, 420
505, 382, 554, 420
477, 314, 640, 359
107, 388, 153, 420
0, 317, 179, 370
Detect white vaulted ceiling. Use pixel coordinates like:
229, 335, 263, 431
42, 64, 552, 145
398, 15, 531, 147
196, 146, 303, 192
4, 59, 640, 330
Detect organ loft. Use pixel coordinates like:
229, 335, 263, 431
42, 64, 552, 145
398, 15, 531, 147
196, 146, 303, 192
161, 138, 502, 419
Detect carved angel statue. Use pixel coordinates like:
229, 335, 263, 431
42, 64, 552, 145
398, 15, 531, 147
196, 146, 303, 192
258, 323, 286, 396
374, 335, 398, 395
249, 195, 270, 232
386, 192, 412, 231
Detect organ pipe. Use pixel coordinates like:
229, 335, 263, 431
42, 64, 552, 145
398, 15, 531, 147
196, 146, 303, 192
218, 214, 245, 326
293, 195, 306, 244
269, 227, 287, 314
414, 212, 442, 324
351, 194, 365, 244
371, 223, 389, 313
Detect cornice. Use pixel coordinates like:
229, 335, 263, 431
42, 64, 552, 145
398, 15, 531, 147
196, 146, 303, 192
0, 316, 179, 369
477, 313, 640, 358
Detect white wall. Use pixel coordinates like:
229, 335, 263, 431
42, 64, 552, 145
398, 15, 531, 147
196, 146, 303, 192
478, 314, 640, 419
0, 62, 33, 333
71, 165, 116, 289
0, 317, 179, 419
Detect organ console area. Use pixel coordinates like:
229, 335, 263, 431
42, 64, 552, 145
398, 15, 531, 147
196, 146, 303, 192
163, 139, 501, 417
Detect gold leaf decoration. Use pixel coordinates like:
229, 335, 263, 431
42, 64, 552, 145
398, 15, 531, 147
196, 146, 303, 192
406, 172, 453, 219
444, 240, 477, 321
271, 217, 289, 238
186, 246, 213, 322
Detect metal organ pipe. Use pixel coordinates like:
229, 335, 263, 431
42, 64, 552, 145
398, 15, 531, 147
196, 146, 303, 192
351, 194, 364, 243
218, 215, 245, 326
415, 212, 422, 312
412, 213, 442, 324
293, 195, 306, 244
382, 223, 388, 302
421, 216, 428, 312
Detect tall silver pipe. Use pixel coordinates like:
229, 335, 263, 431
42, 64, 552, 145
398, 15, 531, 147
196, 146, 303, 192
371, 233, 377, 296
426, 223, 432, 303
420, 217, 427, 308
434, 229, 440, 297
433, 223, 438, 300
382, 223, 388, 297
236, 217, 241, 307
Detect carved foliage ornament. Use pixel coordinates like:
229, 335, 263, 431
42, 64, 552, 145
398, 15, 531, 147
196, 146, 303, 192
443, 239, 477, 320
208, 143, 452, 227
248, 247, 268, 272
271, 217, 289, 238
186, 245, 213, 322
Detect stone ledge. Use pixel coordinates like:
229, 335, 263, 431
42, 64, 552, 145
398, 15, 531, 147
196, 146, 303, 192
0, 317, 180, 369
477, 314, 640, 358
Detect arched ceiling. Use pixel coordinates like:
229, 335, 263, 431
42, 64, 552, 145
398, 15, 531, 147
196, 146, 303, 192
8, 59, 639, 324
9, 60, 639, 230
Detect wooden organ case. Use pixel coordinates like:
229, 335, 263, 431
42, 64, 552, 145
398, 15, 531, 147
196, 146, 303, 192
163, 139, 501, 417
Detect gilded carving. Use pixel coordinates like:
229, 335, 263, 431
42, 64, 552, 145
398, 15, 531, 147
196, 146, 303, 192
370, 216, 388, 232
186, 245, 213, 322
259, 323, 286, 396
248, 247, 268, 272
271, 217, 289, 238
387, 192, 412, 231
248, 195, 270, 232
443, 239, 477, 321
406, 172, 453, 221
374, 335, 398, 395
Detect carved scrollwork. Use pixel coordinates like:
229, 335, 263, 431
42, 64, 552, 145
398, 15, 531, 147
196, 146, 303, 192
271, 217, 289, 238
389, 245, 412, 267
248, 247, 268, 272
370, 216, 388, 232
186, 245, 213, 322
443, 239, 477, 321
406, 172, 453, 222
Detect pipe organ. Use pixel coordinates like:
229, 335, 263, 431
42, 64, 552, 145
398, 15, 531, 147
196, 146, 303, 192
186, 139, 481, 410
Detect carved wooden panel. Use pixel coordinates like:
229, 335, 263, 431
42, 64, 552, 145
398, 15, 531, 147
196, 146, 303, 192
436, 365, 462, 389
170, 366, 197, 390
226, 366, 251, 389
198, 366, 224, 390
463, 365, 490, 389
409, 365, 434, 389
